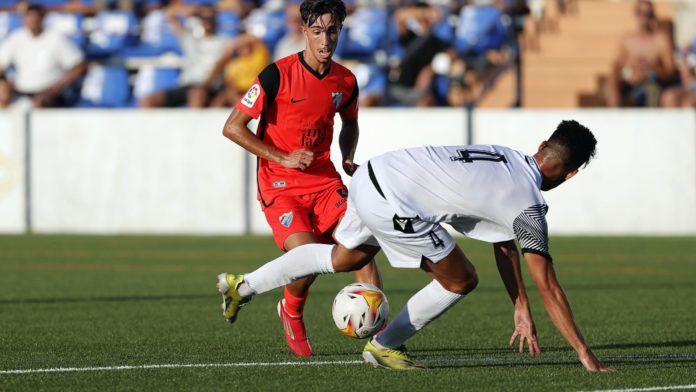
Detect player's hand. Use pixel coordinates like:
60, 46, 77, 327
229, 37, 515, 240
578, 348, 616, 372
509, 306, 541, 356
342, 160, 359, 176
281, 149, 314, 170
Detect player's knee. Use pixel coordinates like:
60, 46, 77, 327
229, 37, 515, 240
331, 244, 372, 273
444, 273, 478, 295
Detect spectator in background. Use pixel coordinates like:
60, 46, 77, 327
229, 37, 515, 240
0, 5, 86, 108
273, 1, 304, 61
659, 38, 696, 107
605, 0, 678, 107
139, 5, 232, 108
207, 32, 270, 107
388, 2, 450, 107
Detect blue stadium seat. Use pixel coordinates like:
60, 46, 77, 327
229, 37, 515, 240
121, 10, 181, 58
244, 9, 286, 52
353, 62, 386, 99
86, 11, 137, 58
0, 12, 22, 43
216, 10, 240, 38
44, 12, 85, 47
78, 65, 131, 107
28, 0, 68, 7
132, 65, 180, 103
454, 5, 508, 55
335, 7, 386, 60
431, 12, 454, 44
0, 0, 20, 9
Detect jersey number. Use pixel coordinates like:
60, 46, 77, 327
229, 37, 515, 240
450, 149, 507, 163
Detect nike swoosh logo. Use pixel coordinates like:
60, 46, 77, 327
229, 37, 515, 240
290, 97, 306, 103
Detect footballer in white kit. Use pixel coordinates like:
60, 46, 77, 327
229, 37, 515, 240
217, 120, 615, 372
337, 144, 550, 269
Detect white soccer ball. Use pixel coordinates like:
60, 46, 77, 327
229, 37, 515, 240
332, 283, 389, 339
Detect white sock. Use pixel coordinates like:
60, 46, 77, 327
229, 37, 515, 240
375, 279, 465, 349
243, 243, 335, 294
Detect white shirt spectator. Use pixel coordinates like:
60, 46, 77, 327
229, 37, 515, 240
0, 27, 84, 94
178, 32, 229, 86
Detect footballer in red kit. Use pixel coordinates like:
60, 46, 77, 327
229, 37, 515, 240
219, 0, 382, 358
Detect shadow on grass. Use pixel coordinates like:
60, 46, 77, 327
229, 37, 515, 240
3, 279, 693, 306
421, 353, 696, 370
0, 293, 211, 305
593, 340, 696, 350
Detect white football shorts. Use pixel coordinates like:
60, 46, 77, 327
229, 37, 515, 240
335, 163, 456, 268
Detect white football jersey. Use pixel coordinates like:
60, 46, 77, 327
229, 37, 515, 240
368, 144, 551, 259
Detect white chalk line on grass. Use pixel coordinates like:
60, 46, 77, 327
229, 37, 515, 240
1, 353, 694, 376
0, 360, 364, 375
582, 384, 696, 392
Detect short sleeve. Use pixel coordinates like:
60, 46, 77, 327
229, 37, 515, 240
0, 33, 18, 70
338, 77, 359, 121
234, 63, 280, 119
57, 35, 84, 70
513, 204, 552, 261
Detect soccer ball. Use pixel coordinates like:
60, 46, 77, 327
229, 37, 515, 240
332, 283, 389, 339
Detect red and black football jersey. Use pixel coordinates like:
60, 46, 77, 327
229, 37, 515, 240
235, 51, 359, 205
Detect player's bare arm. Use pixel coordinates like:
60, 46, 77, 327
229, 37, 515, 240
493, 240, 540, 356
655, 32, 676, 81
338, 117, 359, 176
524, 252, 615, 372
223, 109, 314, 170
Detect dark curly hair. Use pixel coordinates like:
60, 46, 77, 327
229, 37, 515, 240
300, 0, 347, 28
547, 120, 597, 169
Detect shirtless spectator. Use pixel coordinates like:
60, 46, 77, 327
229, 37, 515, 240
606, 0, 677, 107
0, 5, 86, 109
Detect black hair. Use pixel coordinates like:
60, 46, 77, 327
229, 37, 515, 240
300, 0, 347, 28
547, 120, 597, 169
26, 4, 46, 14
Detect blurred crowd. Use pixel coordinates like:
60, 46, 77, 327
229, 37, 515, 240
606, 0, 696, 108
0, 0, 527, 109
2, 0, 692, 110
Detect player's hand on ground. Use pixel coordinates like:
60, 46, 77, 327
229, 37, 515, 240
342, 159, 359, 176
509, 306, 541, 356
282, 149, 314, 170
578, 349, 616, 372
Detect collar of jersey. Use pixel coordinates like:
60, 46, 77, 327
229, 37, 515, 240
525, 155, 543, 190
298, 51, 331, 80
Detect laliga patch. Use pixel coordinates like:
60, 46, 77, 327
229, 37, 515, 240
279, 211, 294, 228
241, 84, 261, 108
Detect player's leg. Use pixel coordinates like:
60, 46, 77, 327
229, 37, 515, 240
278, 231, 319, 357
314, 181, 384, 289
216, 184, 381, 323
373, 244, 478, 350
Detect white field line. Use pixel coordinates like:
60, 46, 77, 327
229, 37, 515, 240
1, 353, 694, 376
0, 360, 363, 375
582, 384, 696, 392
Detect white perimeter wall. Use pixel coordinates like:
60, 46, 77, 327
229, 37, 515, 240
0, 110, 26, 233
0, 108, 694, 235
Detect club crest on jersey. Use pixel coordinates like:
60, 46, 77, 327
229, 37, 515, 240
331, 92, 343, 109
279, 211, 293, 228
241, 84, 261, 108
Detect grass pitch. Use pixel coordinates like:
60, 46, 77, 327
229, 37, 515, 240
0, 235, 694, 391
